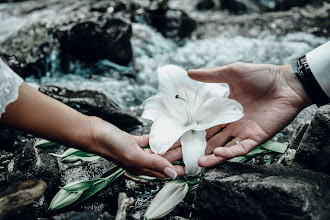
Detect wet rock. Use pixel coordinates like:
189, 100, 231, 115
196, 0, 220, 11
219, 0, 267, 14
51, 210, 116, 220
145, 0, 197, 39
0, 180, 46, 220
0, 52, 23, 77
50, 210, 108, 220
196, 163, 330, 219
13, 140, 60, 203
1, 2, 134, 77
56, 17, 133, 66
218, 0, 325, 14
290, 104, 330, 174
57, 158, 124, 215
2, 23, 54, 78
194, 3, 330, 38
39, 86, 141, 132
270, 0, 324, 11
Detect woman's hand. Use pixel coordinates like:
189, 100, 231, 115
188, 62, 313, 167
90, 117, 184, 179
0, 82, 183, 179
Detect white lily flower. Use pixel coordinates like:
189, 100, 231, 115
141, 65, 244, 176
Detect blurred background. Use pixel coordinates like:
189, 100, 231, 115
0, 0, 329, 109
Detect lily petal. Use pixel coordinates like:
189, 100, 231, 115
149, 116, 194, 155
158, 65, 202, 102
181, 130, 207, 176
192, 83, 229, 112
193, 97, 244, 131
141, 96, 167, 122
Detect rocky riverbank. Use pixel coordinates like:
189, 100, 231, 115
0, 0, 330, 219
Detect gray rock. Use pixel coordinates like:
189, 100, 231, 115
291, 104, 330, 174
196, 163, 330, 220
196, 0, 220, 11
145, 0, 197, 39
0, 180, 46, 220
39, 86, 141, 132
194, 3, 330, 38
1, 3, 134, 77
218, 0, 325, 14
2, 23, 53, 78
56, 17, 133, 66
13, 140, 60, 203
50, 210, 106, 220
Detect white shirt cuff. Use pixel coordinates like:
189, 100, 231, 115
306, 41, 330, 98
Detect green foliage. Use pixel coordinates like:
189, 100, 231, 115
49, 166, 125, 210
34, 139, 61, 148
229, 141, 287, 164
75, 166, 125, 204
49, 148, 101, 163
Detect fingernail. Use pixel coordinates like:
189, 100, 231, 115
164, 167, 177, 180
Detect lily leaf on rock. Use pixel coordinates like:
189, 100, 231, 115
141, 65, 244, 176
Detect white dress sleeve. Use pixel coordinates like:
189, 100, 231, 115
0, 59, 24, 118
306, 41, 330, 98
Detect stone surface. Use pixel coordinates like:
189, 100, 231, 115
0, 52, 23, 77
56, 17, 133, 66
196, 163, 330, 220
0, 180, 46, 220
218, 0, 325, 14
291, 104, 330, 174
39, 86, 141, 132
145, 0, 197, 39
2, 23, 53, 78
1, 1, 134, 78
13, 140, 60, 203
193, 3, 330, 38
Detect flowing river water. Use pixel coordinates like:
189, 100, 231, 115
24, 23, 329, 109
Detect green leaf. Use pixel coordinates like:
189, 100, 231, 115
228, 156, 249, 163
35, 139, 60, 148
61, 155, 101, 163
229, 145, 271, 163
265, 154, 276, 165
49, 148, 101, 163
144, 179, 189, 220
142, 144, 150, 149
126, 172, 158, 181
75, 166, 125, 204
245, 145, 271, 156
62, 148, 80, 156
172, 159, 184, 166
49, 189, 84, 210
60, 179, 103, 192
261, 142, 287, 153
63, 150, 97, 158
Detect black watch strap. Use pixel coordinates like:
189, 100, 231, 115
295, 55, 330, 106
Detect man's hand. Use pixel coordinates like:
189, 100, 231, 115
188, 62, 312, 167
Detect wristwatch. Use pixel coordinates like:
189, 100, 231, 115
295, 55, 330, 106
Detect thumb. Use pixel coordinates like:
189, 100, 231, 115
188, 66, 231, 83
140, 153, 178, 180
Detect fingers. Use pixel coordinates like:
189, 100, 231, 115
205, 124, 226, 140
198, 154, 227, 167
205, 127, 231, 155
137, 153, 179, 180
214, 138, 258, 158
134, 134, 149, 147
143, 146, 182, 163
132, 164, 185, 179
188, 64, 235, 83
